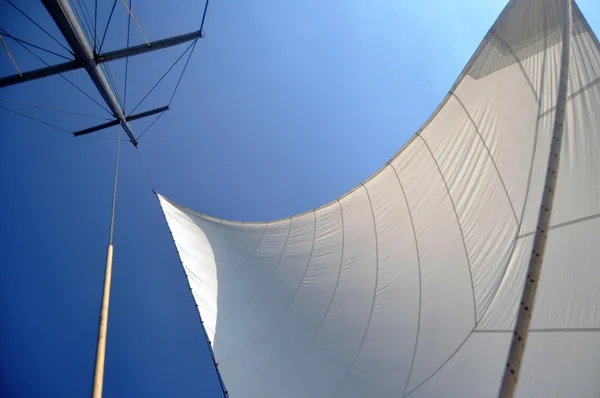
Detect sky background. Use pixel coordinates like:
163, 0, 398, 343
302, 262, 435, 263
0, 0, 598, 397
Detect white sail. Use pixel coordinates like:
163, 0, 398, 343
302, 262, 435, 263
158, 0, 600, 396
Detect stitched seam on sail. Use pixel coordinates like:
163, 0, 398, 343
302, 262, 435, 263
388, 162, 423, 398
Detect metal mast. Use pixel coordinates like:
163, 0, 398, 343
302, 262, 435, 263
42, 0, 140, 145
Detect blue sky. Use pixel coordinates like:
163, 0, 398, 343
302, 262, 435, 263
1, 0, 598, 396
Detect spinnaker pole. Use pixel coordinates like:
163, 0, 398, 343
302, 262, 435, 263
92, 128, 122, 398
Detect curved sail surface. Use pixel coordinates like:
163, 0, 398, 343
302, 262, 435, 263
158, 0, 600, 396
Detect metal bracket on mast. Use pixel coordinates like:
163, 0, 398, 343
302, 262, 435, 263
0, 30, 202, 89
73, 105, 169, 137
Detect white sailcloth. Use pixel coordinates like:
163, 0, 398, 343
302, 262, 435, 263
158, 0, 600, 396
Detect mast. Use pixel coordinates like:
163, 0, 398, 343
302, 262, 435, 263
2, 1, 205, 396
42, 0, 139, 145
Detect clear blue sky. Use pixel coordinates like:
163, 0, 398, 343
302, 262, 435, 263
1, 0, 598, 396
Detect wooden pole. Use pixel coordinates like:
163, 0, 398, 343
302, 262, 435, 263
91, 244, 114, 398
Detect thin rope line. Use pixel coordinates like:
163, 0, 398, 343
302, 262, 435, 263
9, 38, 112, 115
78, 0, 98, 48
0, 104, 71, 134
123, 0, 132, 112
94, 0, 98, 52
79, 0, 95, 32
137, 110, 166, 140
474, 328, 600, 334
0, 34, 21, 76
517, 212, 600, 240
101, 63, 119, 104
98, 0, 118, 54
169, 39, 198, 105
129, 40, 195, 115
538, 76, 600, 120
108, 128, 122, 245
135, 146, 156, 193
0, 29, 72, 61
4, 0, 74, 56
0, 99, 111, 120
101, 62, 123, 108
102, 65, 121, 105
119, 0, 149, 45
72, 0, 95, 46
200, 0, 210, 32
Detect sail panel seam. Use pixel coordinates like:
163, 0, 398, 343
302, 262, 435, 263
337, 184, 381, 392
388, 163, 423, 398
451, 92, 520, 224
417, 134, 477, 323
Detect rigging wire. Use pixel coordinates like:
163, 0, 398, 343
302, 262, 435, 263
169, 39, 198, 105
9, 37, 113, 116
78, 0, 99, 49
119, 0, 149, 46
71, 1, 124, 110
123, 0, 132, 112
0, 98, 112, 120
98, 0, 118, 55
0, 34, 22, 76
101, 61, 124, 108
72, 0, 96, 48
135, 145, 156, 193
0, 104, 71, 134
200, 0, 211, 32
137, 109, 165, 140
94, 0, 98, 52
128, 40, 196, 116
0, 29, 73, 61
3, 0, 74, 57
108, 127, 122, 245
72, 1, 122, 109
135, 0, 210, 139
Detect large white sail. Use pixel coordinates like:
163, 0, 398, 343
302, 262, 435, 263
158, 0, 600, 396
